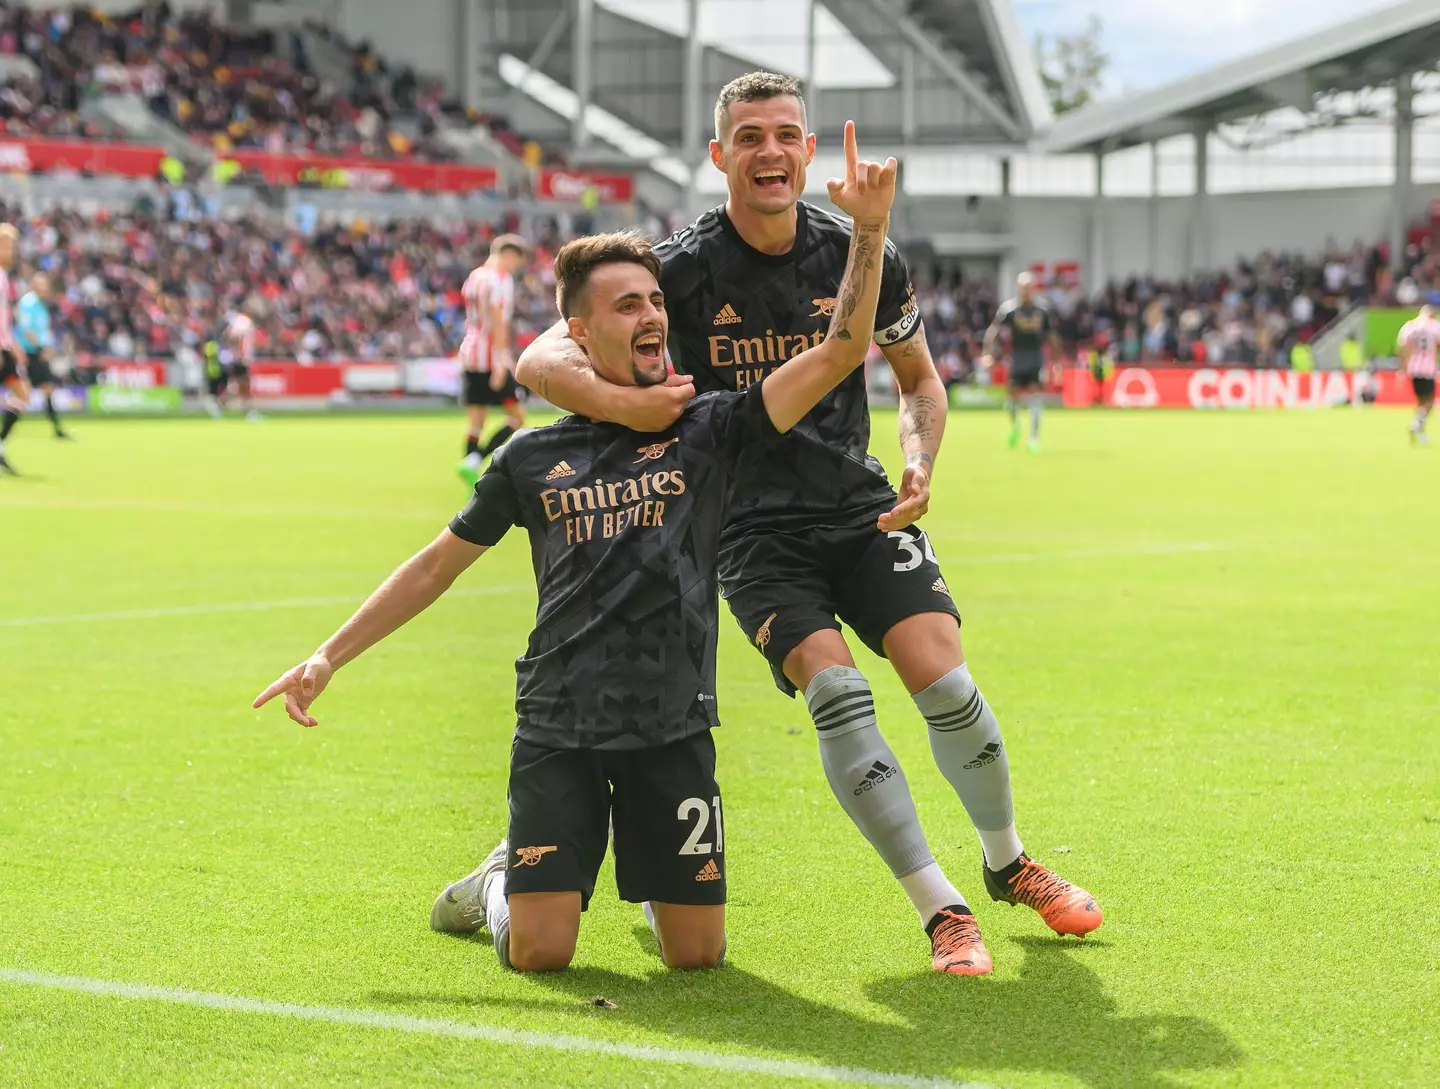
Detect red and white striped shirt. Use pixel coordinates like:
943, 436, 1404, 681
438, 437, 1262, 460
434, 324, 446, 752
0, 268, 15, 352
1399, 315, 1440, 378
458, 264, 515, 373
227, 314, 256, 365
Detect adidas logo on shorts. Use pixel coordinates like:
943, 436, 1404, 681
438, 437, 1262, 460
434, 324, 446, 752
713, 303, 742, 326
695, 859, 722, 882
932, 577, 950, 596
546, 461, 577, 480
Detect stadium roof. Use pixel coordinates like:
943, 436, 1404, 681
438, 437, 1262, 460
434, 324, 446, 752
1039, 0, 1440, 154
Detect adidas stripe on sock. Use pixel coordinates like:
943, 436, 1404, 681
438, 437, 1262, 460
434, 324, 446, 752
805, 665, 951, 919
914, 664, 1024, 871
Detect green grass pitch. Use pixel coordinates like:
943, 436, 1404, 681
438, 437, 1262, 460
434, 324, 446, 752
1, 406, 1437, 1088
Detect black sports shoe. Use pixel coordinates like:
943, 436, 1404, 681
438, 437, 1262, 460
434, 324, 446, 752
0, 454, 17, 475
54, 431, 75, 441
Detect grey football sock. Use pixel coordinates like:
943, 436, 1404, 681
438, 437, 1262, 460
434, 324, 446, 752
914, 664, 1023, 869
1028, 395, 1043, 439
486, 871, 512, 969
805, 666, 935, 879
1006, 397, 1019, 427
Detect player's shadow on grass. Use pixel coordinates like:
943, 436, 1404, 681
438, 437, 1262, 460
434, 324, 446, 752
508, 931, 1240, 1089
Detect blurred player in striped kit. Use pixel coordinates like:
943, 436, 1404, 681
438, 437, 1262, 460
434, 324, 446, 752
225, 310, 261, 421
1398, 304, 1440, 445
457, 235, 529, 488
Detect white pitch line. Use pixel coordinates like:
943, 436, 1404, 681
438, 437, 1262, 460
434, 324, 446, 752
0, 585, 529, 629
0, 968, 988, 1089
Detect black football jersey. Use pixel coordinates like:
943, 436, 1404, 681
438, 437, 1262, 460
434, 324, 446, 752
995, 300, 1053, 366
450, 385, 774, 751
654, 202, 921, 548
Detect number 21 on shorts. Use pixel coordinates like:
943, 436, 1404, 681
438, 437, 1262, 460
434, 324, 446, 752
889, 529, 938, 572
678, 796, 724, 855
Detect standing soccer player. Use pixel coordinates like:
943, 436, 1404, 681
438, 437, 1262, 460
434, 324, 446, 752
983, 272, 1060, 454
16, 274, 70, 441
0, 223, 25, 475
1398, 304, 1440, 444
457, 235, 528, 488
225, 310, 261, 421
256, 138, 899, 972
516, 74, 1101, 976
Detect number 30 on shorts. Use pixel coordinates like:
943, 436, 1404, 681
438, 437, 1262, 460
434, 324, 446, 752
889, 529, 938, 572
677, 796, 724, 855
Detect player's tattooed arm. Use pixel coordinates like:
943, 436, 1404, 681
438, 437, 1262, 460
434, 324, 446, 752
881, 325, 946, 532
828, 224, 882, 344
515, 319, 694, 431
761, 121, 896, 434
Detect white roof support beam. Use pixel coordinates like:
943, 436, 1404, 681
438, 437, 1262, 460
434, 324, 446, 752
854, 0, 1023, 142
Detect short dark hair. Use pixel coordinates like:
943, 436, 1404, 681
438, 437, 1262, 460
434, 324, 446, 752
491, 233, 528, 257
714, 71, 806, 140
553, 232, 662, 319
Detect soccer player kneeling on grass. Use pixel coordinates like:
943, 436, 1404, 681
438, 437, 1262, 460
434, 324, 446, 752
254, 126, 898, 972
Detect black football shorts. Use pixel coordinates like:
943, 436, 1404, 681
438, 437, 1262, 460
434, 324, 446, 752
0, 348, 24, 386
25, 352, 54, 387
1412, 376, 1435, 401
1008, 359, 1045, 390
463, 370, 521, 407
722, 522, 962, 696
503, 730, 726, 909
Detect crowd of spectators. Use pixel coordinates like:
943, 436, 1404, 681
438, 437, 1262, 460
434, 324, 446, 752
3, 194, 594, 375
0, 2, 547, 164
918, 236, 1430, 382
6, 184, 1435, 382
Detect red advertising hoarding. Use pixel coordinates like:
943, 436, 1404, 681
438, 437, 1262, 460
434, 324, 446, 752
537, 168, 635, 204
0, 138, 165, 178
1064, 366, 1412, 409
248, 363, 346, 399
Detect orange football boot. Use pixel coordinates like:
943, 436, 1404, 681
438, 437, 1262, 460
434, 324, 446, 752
927, 908, 994, 975
985, 854, 1102, 937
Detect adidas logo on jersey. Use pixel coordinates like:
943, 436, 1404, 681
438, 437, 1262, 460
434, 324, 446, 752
932, 577, 950, 596
546, 461, 577, 481
854, 759, 897, 795
713, 303, 742, 326
695, 859, 722, 882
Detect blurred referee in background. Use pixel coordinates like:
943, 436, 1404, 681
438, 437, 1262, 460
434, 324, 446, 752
16, 273, 71, 441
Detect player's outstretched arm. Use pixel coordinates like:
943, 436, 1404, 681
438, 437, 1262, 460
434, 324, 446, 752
762, 120, 896, 434
252, 530, 487, 727
515, 319, 695, 431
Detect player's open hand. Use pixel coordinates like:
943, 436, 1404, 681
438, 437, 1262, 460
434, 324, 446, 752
826, 121, 898, 224
253, 654, 334, 728
878, 463, 930, 532
614, 372, 695, 432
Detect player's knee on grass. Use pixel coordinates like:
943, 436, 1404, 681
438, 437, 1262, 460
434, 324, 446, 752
782, 628, 856, 693
882, 613, 964, 695
651, 903, 725, 970
506, 891, 581, 972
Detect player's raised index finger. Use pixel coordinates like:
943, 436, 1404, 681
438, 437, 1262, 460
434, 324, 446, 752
253, 678, 289, 708
844, 120, 857, 180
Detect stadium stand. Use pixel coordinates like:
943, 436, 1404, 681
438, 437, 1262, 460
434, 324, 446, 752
0, 3, 548, 165
1, 196, 577, 377
4, 181, 1408, 384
